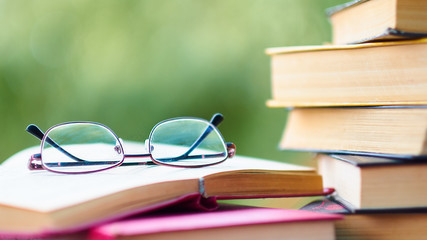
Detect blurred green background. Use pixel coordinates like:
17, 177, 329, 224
0, 0, 346, 165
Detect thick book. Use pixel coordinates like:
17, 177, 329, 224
317, 154, 427, 209
89, 206, 341, 240
266, 38, 427, 108
327, 0, 427, 44
301, 197, 427, 240
0, 143, 327, 238
280, 107, 427, 157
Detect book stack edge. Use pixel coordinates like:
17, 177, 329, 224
266, 0, 427, 239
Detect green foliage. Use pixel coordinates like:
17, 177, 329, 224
0, 0, 346, 164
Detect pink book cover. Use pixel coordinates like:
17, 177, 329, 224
89, 207, 342, 240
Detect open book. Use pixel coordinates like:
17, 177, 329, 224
0, 142, 326, 238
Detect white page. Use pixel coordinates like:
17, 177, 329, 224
0, 142, 312, 212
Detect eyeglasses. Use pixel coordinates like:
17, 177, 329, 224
26, 113, 236, 174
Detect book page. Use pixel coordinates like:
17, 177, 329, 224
0, 141, 313, 212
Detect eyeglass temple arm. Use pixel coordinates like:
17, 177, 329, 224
26, 124, 86, 162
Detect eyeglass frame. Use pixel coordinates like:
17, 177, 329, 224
27, 113, 236, 174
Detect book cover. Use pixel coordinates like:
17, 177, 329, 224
89, 207, 342, 240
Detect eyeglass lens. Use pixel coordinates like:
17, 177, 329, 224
149, 119, 227, 167
42, 123, 124, 173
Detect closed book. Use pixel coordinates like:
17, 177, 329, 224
328, 0, 427, 44
280, 107, 427, 157
266, 39, 427, 108
317, 154, 427, 209
89, 207, 342, 240
0, 143, 327, 238
301, 197, 427, 240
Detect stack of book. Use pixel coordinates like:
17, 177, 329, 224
266, 0, 427, 239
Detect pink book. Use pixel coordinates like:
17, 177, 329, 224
89, 207, 342, 240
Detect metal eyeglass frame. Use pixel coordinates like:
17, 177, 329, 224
26, 113, 236, 174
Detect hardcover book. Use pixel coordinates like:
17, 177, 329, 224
317, 154, 427, 209
328, 0, 427, 44
266, 39, 427, 108
279, 107, 427, 157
